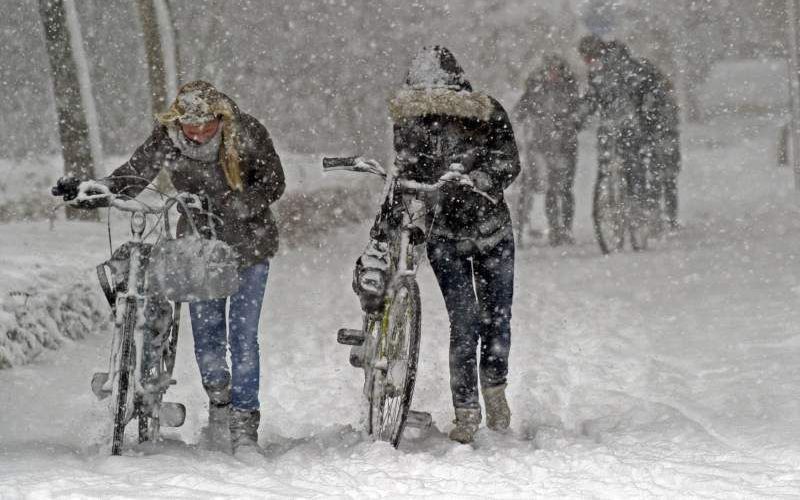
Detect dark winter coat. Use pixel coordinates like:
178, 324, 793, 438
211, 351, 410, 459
578, 44, 643, 137
101, 102, 285, 268
636, 59, 681, 171
515, 58, 581, 154
388, 87, 520, 247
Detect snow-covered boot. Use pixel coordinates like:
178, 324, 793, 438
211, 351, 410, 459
448, 408, 481, 444
230, 408, 261, 460
201, 383, 231, 452
483, 383, 511, 431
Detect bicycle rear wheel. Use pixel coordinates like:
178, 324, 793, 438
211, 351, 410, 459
593, 159, 626, 254
111, 298, 137, 455
367, 277, 421, 447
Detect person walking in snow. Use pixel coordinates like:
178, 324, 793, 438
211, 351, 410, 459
362, 46, 520, 443
52, 80, 285, 457
636, 57, 681, 232
577, 36, 652, 244
514, 54, 581, 246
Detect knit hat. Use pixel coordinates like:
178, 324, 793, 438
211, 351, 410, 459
157, 81, 243, 191
404, 46, 472, 91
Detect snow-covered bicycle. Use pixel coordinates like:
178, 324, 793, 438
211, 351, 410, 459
53, 180, 210, 455
592, 128, 651, 254
323, 156, 497, 447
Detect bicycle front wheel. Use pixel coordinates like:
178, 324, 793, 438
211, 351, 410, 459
111, 298, 137, 455
367, 277, 421, 447
593, 159, 626, 254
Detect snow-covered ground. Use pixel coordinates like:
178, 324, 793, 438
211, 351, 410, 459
2, 115, 800, 498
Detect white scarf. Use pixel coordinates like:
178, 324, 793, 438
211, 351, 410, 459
168, 126, 222, 163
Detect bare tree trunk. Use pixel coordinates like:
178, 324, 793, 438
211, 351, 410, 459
136, 0, 168, 115
137, 0, 181, 193
193, 0, 225, 84
164, 0, 184, 88
154, 0, 179, 99
786, 0, 800, 189
39, 0, 98, 221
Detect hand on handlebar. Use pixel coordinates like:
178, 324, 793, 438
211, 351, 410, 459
52, 177, 111, 209
437, 164, 498, 205
438, 163, 474, 188
51, 176, 83, 200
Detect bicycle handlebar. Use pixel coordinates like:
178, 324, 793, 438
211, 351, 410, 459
322, 156, 498, 204
69, 180, 203, 214
322, 156, 360, 170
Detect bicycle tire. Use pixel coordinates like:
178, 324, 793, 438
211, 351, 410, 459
111, 298, 137, 455
367, 277, 421, 448
593, 159, 626, 254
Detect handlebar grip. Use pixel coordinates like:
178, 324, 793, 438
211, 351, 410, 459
322, 156, 359, 170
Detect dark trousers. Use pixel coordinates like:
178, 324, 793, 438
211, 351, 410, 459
426, 235, 514, 409
544, 148, 577, 237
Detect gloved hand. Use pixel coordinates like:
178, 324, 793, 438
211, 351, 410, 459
439, 163, 474, 187
51, 176, 83, 200
52, 177, 109, 209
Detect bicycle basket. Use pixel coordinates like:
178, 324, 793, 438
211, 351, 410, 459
148, 235, 240, 302
148, 204, 240, 302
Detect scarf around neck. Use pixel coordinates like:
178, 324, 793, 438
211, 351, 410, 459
168, 126, 222, 164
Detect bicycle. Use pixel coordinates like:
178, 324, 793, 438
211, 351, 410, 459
322, 156, 498, 447
592, 127, 651, 254
55, 180, 206, 455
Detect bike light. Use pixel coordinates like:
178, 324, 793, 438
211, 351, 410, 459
130, 212, 147, 235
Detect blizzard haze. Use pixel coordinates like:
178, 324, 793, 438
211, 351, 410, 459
2, 0, 800, 498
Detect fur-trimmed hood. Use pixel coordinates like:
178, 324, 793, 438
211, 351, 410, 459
388, 88, 494, 122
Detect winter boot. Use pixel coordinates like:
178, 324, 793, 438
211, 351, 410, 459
448, 408, 482, 444
202, 383, 231, 452
230, 408, 262, 460
483, 383, 511, 431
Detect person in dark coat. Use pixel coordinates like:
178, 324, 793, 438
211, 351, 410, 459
53, 80, 285, 457
514, 54, 581, 246
637, 58, 681, 231
380, 46, 520, 443
578, 36, 651, 243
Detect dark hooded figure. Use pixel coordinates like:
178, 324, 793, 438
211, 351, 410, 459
514, 54, 581, 246
637, 58, 681, 230
578, 37, 651, 239
381, 46, 520, 443
52, 81, 285, 458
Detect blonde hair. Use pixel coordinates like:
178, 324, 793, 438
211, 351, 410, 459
157, 81, 243, 191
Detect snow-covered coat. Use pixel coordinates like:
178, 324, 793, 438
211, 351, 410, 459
636, 59, 681, 172
389, 81, 520, 247
579, 43, 643, 137
515, 56, 581, 154
101, 92, 285, 267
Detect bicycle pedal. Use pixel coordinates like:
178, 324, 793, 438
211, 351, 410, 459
159, 402, 186, 427
337, 328, 365, 346
91, 372, 111, 400
405, 410, 432, 429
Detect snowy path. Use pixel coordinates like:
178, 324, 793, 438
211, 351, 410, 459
3, 117, 800, 498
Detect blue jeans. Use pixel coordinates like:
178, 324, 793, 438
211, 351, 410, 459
189, 262, 269, 411
427, 235, 514, 409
